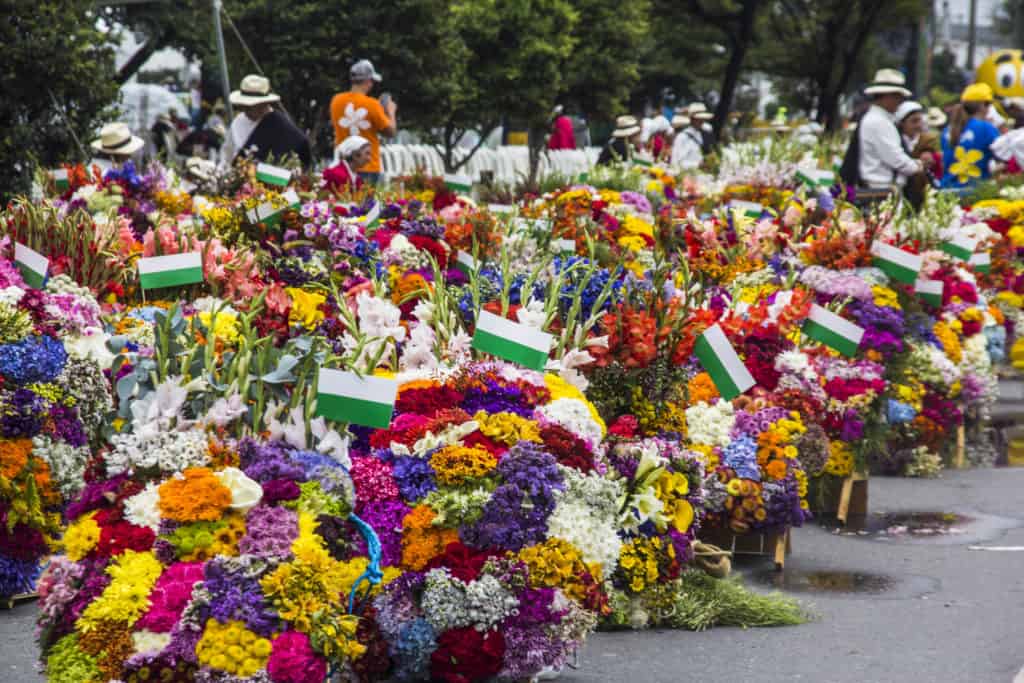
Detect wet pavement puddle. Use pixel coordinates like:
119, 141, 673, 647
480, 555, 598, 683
750, 568, 940, 599
821, 509, 1021, 545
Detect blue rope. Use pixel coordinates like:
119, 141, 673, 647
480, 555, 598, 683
347, 512, 383, 614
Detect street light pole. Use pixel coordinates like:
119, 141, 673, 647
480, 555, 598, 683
212, 0, 234, 156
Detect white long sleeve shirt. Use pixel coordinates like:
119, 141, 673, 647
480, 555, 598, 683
858, 105, 921, 188
672, 128, 703, 169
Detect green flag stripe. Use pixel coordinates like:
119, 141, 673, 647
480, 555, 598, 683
315, 393, 394, 429
872, 257, 918, 284
920, 293, 942, 307
472, 328, 549, 370
693, 334, 744, 400
941, 242, 973, 260
139, 267, 204, 290
16, 264, 45, 289
803, 318, 860, 357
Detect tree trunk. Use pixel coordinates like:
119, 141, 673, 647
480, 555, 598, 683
712, 0, 761, 140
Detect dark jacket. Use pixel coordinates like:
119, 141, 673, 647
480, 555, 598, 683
240, 110, 312, 168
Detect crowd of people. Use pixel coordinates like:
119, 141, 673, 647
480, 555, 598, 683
88, 60, 1024, 209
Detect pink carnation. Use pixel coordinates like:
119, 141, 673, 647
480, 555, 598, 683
349, 456, 399, 502
267, 631, 327, 683
135, 562, 204, 632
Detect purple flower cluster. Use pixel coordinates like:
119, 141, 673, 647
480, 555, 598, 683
239, 438, 305, 483
201, 558, 279, 636
461, 381, 534, 417
848, 299, 905, 357
0, 335, 67, 384
238, 505, 299, 558
354, 499, 410, 566
0, 388, 45, 438
498, 587, 567, 679
392, 456, 437, 501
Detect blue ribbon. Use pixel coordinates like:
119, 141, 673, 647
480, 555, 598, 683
347, 512, 383, 614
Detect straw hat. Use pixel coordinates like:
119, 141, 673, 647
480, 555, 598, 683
925, 107, 948, 129
894, 100, 924, 124
961, 82, 994, 103
185, 157, 216, 182
864, 69, 912, 97
687, 103, 714, 121
90, 122, 144, 155
611, 115, 641, 138
229, 74, 281, 107
338, 135, 370, 159
671, 111, 690, 129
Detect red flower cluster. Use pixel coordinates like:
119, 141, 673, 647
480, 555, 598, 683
425, 541, 500, 582
430, 627, 505, 683
540, 424, 596, 473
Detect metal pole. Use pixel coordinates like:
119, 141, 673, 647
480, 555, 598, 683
967, 0, 977, 71
213, 0, 234, 157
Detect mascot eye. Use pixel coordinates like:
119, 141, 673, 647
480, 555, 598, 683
997, 62, 1016, 89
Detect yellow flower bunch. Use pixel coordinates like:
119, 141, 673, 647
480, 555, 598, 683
795, 469, 809, 509
629, 388, 687, 436
617, 235, 648, 253
153, 189, 192, 216
556, 189, 593, 206
756, 415, 804, 481
872, 286, 901, 309
617, 536, 669, 594
619, 214, 655, 240
286, 288, 326, 330
824, 440, 854, 477
195, 619, 271, 678
416, 190, 435, 204
736, 283, 779, 305
894, 382, 924, 412
200, 206, 242, 238
598, 189, 621, 204
473, 410, 541, 446
196, 310, 241, 344
79, 550, 163, 630
932, 321, 962, 363
1008, 225, 1024, 248
689, 443, 719, 469
429, 445, 497, 486
63, 512, 101, 561
518, 538, 598, 603
544, 374, 606, 436
653, 471, 695, 533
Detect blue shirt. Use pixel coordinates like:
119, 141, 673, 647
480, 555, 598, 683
940, 118, 1000, 188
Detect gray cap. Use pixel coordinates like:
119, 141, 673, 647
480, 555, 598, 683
350, 59, 382, 83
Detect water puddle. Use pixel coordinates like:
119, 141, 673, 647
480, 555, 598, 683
751, 568, 939, 600
823, 510, 1021, 545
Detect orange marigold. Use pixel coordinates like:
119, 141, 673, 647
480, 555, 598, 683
401, 505, 458, 570
764, 460, 788, 481
0, 438, 32, 480
158, 468, 233, 522
687, 373, 719, 404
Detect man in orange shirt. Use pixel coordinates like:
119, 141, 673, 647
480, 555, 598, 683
330, 59, 397, 184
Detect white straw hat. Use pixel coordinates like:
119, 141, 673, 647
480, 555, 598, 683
229, 74, 281, 107
671, 113, 690, 129
90, 122, 144, 155
925, 106, 948, 129
338, 135, 370, 159
612, 115, 641, 138
864, 69, 912, 97
686, 103, 714, 121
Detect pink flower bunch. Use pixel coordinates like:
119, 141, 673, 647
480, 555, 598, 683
238, 505, 299, 558
267, 631, 327, 683
349, 456, 399, 503
135, 561, 204, 632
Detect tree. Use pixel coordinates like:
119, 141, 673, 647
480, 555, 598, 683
98, 1, 213, 84
683, 0, 767, 139
0, 0, 119, 199
754, 0, 928, 131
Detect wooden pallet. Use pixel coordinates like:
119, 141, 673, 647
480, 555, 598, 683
836, 471, 869, 525
1, 591, 38, 610
700, 527, 792, 570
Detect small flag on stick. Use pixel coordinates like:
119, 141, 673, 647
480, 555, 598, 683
471, 310, 552, 371
138, 252, 204, 290
802, 304, 864, 357
316, 369, 398, 429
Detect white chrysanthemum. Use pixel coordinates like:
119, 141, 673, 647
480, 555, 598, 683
106, 429, 211, 475
132, 630, 171, 655
64, 327, 115, 369
123, 482, 162, 532
685, 400, 736, 447
32, 436, 89, 499
537, 398, 604, 446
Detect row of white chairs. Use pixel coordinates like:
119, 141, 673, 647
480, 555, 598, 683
377, 144, 601, 184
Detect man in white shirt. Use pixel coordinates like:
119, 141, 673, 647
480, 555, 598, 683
856, 69, 925, 189
671, 103, 713, 169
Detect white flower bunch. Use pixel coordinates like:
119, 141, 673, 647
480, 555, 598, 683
0, 285, 25, 307
32, 436, 89, 499
537, 398, 604, 447
123, 482, 161, 532
547, 498, 621, 573
684, 401, 736, 447
106, 428, 211, 475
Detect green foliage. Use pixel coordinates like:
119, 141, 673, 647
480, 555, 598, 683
666, 570, 809, 631
0, 0, 118, 199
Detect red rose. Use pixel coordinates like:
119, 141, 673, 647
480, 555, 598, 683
430, 627, 505, 683
608, 414, 639, 438
425, 542, 500, 583
407, 235, 448, 270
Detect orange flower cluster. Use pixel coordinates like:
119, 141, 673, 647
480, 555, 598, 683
400, 505, 458, 570
802, 237, 867, 270
686, 373, 719, 404
0, 438, 32, 480
391, 272, 431, 306
78, 620, 135, 681
756, 431, 789, 481
158, 468, 233, 522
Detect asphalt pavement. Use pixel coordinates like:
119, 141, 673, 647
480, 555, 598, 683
3, 466, 1023, 683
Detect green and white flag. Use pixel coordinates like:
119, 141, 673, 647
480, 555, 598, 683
553, 238, 576, 254
795, 168, 835, 189
969, 251, 991, 273
316, 368, 397, 429
633, 157, 654, 168
444, 173, 473, 194
488, 204, 516, 216
358, 202, 381, 229
50, 168, 69, 192
138, 252, 204, 290
14, 243, 48, 289
577, 172, 589, 184
255, 163, 291, 187
871, 241, 921, 285
832, 155, 843, 174
940, 235, 976, 261
802, 304, 864, 357
728, 200, 764, 219
247, 190, 301, 226
914, 278, 943, 307
471, 310, 552, 371
693, 324, 755, 401
454, 250, 478, 276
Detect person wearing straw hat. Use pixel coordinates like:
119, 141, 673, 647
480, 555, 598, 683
90, 122, 144, 171
229, 74, 312, 167
323, 135, 372, 193
330, 59, 397, 185
671, 109, 706, 170
925, 106, 948, 131
686, 103, 715, 151
597, 115, 642, 165
838, 68, 925, 196
940, 83, 1005, 190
